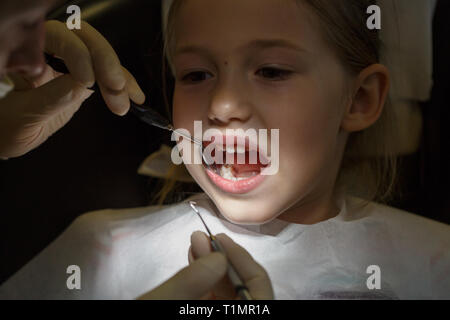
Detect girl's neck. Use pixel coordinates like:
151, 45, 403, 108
277, 189, 341, 225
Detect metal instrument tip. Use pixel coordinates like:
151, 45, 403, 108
189, 201, 213, 238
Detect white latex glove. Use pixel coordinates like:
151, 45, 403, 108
0, 20, 145, 159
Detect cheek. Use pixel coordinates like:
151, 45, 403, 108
172, 90, 190, 129
273, 83, 344, 181
276, 93, 341, 152
278, 120, 335, 190
172, 88, 203, 130
286, 108, 339, 151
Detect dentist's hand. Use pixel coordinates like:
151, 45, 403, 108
0, 20, 145, 159
139, 232, 274, 300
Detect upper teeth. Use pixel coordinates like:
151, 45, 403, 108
208, 143, 250, 155
222, 145, 246, 154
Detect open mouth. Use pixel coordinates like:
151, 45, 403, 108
202, 136, 269, 194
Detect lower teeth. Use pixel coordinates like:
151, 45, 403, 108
219, 165, 257, 181
220, 165, 243, 181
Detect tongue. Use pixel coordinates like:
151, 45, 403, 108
220, 151, 266, 177
231, 163, 262, 177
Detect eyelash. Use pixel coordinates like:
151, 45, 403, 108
181, 71, 212, 83
256, 67, 293, 81
180, 67, 293, 83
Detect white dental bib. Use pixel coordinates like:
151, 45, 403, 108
1, 193, 449, 299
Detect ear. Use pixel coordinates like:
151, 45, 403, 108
341, 64, 390, 132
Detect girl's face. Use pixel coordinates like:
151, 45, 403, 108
172, 0, 350, 224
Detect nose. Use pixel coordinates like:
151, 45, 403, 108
207, 78, 252, 125
6, 20, 46, 77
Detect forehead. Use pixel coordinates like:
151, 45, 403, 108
174, 0, 322, 54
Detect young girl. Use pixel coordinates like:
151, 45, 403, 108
157, 0, 449, 299
2, 0, 448, 299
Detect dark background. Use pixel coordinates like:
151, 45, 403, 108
1, 0, 449, 285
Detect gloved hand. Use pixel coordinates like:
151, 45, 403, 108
140, 231, 274, 300
0, 20, 145, 159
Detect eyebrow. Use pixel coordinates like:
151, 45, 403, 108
174, 39, 309, 57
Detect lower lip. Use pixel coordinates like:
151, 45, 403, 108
205, 167, 266, 194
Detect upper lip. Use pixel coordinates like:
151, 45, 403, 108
202, 133, 270, 166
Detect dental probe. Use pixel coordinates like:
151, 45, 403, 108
189, 201, 253, 300
44, 53, 218, 173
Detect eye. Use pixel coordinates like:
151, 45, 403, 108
256, 67, 293, 81
181, 71, 213, 83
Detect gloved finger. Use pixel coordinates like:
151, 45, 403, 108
98, 82, 130, 116
138, 252, 227, 300
188, 247, 217, 301
190, 231, 213, 261
190, 231, 243, 299
215, 233, 274, 300
22, 73, 94, 118
44, 20, 95, 87
69, 21, 130, 115
188, 245, 194, 264
97, 67, 145, 116
122, 67, 146, 105
188, 244, 221, 300
73, 21, 126, 93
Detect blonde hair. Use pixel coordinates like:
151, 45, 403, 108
298, 0, 398, 203
160, 0, 398, 204
150, 163, 199, 205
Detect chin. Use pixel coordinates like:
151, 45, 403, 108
186, 164, 278, 223
216, 201, 278, 225
203, 185, 284, 225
